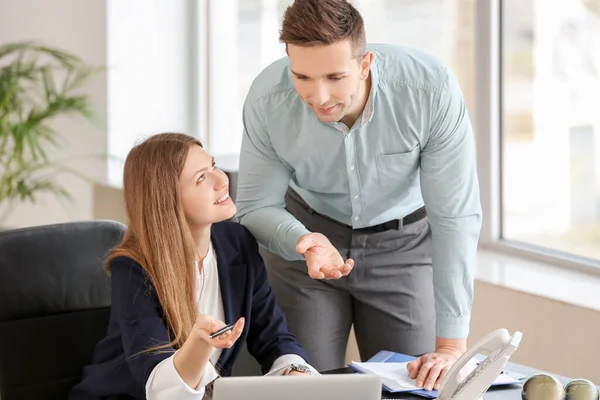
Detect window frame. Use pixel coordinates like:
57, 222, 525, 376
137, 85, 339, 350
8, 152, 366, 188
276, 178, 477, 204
476, 0, 600, 275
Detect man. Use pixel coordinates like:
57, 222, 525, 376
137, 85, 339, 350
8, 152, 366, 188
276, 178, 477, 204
235, 0, 481, 391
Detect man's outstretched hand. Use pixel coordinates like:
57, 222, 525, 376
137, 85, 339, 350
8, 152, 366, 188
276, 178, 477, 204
296, 233, 354, 279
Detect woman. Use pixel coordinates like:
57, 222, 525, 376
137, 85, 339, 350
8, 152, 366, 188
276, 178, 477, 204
70, 133, 318, 400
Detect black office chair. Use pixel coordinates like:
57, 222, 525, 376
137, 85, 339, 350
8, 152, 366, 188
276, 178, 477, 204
0, 220, 126, 400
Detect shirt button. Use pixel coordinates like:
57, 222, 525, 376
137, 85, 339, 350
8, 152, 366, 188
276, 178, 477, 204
353, 216, 359, 221
354, 195, 359, 199
349, 165, 355, 171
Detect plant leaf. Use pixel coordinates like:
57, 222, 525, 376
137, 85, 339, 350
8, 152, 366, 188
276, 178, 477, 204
0, 41, 99, 210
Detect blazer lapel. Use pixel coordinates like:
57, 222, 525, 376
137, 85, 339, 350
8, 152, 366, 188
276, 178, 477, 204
210, 224, 247, 371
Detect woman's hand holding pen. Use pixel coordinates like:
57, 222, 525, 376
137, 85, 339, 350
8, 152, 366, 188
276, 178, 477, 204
193, 314, 245, 349
296, 232, 354, 280
174, 316, 244, 389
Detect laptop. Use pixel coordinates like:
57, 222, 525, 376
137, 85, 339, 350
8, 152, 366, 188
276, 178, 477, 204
213, 373, 382, 400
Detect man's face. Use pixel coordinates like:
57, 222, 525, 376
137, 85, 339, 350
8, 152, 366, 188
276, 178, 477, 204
287, 40, 371, 123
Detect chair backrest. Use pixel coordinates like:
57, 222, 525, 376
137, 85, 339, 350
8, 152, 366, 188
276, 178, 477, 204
0, 220, 126, 400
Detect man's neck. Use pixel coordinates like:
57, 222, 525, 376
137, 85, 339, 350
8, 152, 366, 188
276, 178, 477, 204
340, 72, 372, 128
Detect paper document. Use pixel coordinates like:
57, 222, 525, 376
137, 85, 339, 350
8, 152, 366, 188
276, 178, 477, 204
350, 358, 521, 394
350, 361, 419, 392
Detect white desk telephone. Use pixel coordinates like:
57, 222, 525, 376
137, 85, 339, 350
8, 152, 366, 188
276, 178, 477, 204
436, 328, 523, 400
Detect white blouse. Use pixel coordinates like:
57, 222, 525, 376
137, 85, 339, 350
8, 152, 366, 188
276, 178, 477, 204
144, 242, 316, 399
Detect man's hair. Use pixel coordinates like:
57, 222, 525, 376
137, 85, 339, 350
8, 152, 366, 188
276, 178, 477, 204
279, 0, 367, 58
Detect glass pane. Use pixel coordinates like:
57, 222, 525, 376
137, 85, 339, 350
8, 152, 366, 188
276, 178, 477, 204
501, 0, 600, 260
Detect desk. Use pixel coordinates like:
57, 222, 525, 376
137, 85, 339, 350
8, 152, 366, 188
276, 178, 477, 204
322, 361, 598, 399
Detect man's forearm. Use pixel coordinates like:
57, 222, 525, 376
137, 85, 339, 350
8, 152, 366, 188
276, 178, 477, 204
238, 206, 310, 261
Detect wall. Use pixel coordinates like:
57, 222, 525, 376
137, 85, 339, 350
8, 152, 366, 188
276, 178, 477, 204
0, 0, 108, 229
469, 281, 600, 383
93, 183, 127, 225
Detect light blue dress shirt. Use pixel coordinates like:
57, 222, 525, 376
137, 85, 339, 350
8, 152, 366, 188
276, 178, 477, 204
235, 44, 482, 339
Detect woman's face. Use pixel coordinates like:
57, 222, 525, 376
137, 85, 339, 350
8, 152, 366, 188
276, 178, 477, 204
178, 145, 236, 227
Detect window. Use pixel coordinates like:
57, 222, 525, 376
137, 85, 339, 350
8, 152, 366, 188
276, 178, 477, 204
205, 0, 293, 157
501, 0, 600, 261
107, 0, 194, 186
356, 0, 476, 116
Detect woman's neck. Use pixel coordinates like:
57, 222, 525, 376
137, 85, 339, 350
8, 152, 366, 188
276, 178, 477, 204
190, 224, 212, 264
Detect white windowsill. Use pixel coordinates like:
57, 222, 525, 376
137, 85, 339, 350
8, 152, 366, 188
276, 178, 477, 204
475, 247, 600, 312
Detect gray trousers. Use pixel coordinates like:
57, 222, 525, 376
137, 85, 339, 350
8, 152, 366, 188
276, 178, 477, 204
261, 189, 436, 372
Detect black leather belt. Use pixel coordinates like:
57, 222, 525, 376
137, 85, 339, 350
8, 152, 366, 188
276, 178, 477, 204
353, 206, 427, 233
312, 206, 427, 233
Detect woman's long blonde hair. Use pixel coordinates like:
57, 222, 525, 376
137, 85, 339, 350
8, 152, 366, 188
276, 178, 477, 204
107, 133, 202, 351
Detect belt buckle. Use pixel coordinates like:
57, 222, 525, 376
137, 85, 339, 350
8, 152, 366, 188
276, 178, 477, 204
380, 220, 399, 232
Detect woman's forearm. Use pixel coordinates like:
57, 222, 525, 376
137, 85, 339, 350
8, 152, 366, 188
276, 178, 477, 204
173, 331, 214, 389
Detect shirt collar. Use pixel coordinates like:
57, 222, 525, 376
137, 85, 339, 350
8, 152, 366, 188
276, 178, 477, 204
362, 55, 379, 126
329, 56, 379, 132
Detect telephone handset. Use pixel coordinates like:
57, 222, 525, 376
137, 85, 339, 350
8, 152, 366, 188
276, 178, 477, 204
437, 328, 523, 400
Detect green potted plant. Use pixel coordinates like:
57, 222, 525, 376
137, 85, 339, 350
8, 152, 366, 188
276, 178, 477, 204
0, 42, 99, 223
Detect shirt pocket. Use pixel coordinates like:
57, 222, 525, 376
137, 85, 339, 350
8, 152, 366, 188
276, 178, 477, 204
375, 145, 420, 184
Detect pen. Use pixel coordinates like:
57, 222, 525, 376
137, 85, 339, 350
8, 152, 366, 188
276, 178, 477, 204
209, 323, 235, 339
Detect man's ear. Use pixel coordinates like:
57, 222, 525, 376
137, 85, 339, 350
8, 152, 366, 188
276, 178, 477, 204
360, 51, 374, 80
